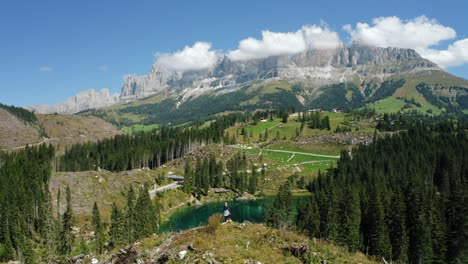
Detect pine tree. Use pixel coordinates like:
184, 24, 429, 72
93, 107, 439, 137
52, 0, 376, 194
296, 196, 320, 238
183, 160, 192, 193
337, 187, 361, 251
58, 186, 74, 255
92, 202, 105, 254
133, 186, 158, 240
248, 164, 258, 194
366, 186, 391, 258
265, 181, 293, 230
282, 113, 288, 123
125, 186, 136, 243
388, 190, 408, 263
109, 203, 126, 247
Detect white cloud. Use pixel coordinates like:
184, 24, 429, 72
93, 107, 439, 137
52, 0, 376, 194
39, 66, 53, 72
227, 25, 342, 61
344, 16, 468, 68
155, 42, 219, 71
344, 16, 456, 50
420, 39, 468, 68
99, 65, 108, 71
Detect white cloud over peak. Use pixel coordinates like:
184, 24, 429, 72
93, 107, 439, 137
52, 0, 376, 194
155, 42, 219, 71
344, 16, 468, 68
152, 17, 468, 71
420, 39, 468, 68
227, 25, 342, 61
343, 16, 456, 50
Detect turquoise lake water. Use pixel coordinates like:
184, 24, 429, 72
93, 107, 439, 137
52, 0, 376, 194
159, 196, 309, 232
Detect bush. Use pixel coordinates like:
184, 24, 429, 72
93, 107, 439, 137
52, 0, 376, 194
206, 213, 223, 234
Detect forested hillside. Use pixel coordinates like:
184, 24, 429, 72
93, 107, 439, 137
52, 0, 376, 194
58, 113, 244, 171
0, 145, 54, 262
296, 121, 468, 263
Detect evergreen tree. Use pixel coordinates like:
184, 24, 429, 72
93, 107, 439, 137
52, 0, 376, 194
296, 196, 320, 238
183, 159, 192, 193
109, 203, 126, 247
58, 186, 74, 255
125, 186, 136, 243
366, 185, 391, 258
265, 181, 293, 230
133, 186, 158, 239
282, 113, 288, 123
337, 187, 361, 251
248, 164, 258, 194
92, 202, 105, 254
388, 190, 408, 263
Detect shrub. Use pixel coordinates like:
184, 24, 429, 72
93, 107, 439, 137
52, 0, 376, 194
206, 213, 223, 234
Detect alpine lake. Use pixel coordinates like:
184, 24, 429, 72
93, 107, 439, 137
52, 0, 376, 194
159, 195, 310, 232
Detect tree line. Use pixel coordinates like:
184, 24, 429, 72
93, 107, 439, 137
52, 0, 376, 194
58, 113, 245, 172
183, 152, 261, 198
0, 144, 54, 262
0, 103, 38, 124
294, 121, 467, 263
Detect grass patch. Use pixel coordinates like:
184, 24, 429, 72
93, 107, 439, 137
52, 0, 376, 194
121, 124, 159, 134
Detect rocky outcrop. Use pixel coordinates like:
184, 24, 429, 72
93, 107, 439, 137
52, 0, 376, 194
120, 64, 180, 100
120, 43, 440, 99
30, 44, 442, 114
29, 88, 119, 114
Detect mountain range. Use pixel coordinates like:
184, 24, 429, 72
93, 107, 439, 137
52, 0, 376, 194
28, 43, 467, 121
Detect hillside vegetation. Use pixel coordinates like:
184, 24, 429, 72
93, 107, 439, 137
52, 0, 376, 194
85, 73, 468, 130
0, 108, 44, 150
120, 222, 379, 264
37, 114, 123, 153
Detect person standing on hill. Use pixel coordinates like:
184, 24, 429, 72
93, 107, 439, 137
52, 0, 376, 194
224, 202, 232, 222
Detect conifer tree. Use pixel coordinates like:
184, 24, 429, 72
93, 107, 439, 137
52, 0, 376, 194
337, 187, 361, 251
134, 186, 158, 239
266, 181, 293, 230
296, 196, 320, 238
125, 186, 136, 243
109, 203, 126, 247
388, 190, 408, 263
248, 164, 258, 194
92, 202, 105, 254
183, 160, 192, 193
58, 186, 74, 255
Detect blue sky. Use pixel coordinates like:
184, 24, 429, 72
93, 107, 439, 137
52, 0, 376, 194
1, 0, 467, 107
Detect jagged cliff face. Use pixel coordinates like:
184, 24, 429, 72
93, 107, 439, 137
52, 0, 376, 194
29, 89, 119, 114
120, 44, 439, 100
30, 44, 441, 114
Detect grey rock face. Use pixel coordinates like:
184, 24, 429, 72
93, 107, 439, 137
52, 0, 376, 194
120, 44, 439, 99
29, 89, 119, 114
120, 64, 178, 100
31, 44, 441, 114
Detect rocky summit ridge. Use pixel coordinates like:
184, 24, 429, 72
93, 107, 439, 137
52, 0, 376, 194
30, 44, 440, 114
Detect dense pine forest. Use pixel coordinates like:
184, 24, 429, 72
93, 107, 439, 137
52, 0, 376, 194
183, 152, 260, 198
2, 106, 467, 263
0, 145, 54, 262
58, 110, 293, 172
58, 113, 242, 172
296, 121, 467, 263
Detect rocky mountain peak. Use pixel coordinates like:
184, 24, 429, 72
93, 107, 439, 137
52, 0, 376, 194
29, 44, 442, 114
28, 88, 119, 114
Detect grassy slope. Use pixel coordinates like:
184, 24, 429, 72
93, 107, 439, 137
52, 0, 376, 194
376, 70, 468, 114
119, 222, 379, 264
37, 114, 123, 153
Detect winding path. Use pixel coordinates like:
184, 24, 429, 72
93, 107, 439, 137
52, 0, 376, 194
260, 148, 340, 159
